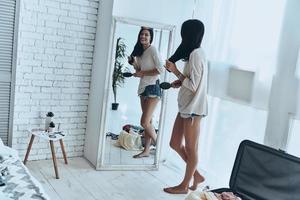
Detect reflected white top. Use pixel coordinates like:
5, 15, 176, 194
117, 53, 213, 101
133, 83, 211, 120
178, 48, 208, 116
136, 45, 164, 95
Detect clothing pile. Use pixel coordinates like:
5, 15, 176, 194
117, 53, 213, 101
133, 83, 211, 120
107, 124, 157, 150
186, 191, 242, 200
0, 155, 10, 186
122, 124, 157, 147
115, 130, 143, 151
122, 124, 144, 134
213, 192, 241, 200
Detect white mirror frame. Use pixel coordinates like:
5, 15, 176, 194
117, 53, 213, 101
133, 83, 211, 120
96, 16, 175, 170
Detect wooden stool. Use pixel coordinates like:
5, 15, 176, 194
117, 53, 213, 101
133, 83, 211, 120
23, 129, 68, 179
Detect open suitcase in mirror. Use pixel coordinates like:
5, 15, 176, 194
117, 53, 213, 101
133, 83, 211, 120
211, 140, 300, 200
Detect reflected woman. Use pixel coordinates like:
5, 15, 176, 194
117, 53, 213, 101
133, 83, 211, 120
128, 27, 164, 158
163, 19, 208, 194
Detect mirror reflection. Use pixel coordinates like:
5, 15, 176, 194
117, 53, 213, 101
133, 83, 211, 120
103, 18, 174, 167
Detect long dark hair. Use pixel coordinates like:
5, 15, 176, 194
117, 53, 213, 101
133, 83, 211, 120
169, 19, 205, 63
130, 27, 154, 58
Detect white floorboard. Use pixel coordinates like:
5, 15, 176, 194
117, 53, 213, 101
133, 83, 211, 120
105, 137, 155, 165
26, 157, 199, 200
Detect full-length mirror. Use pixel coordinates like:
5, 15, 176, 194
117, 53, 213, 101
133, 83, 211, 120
99, 17, 175, 170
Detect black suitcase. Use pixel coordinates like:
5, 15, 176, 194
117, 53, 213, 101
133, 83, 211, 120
211, 140, 300, 200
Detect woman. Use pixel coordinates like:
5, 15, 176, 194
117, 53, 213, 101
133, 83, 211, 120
163, 19, 208, 194
128, 27, 164, 158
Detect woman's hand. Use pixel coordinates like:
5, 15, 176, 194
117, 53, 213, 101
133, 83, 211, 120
171, 80, 182, 88
133, 71, 144, 78
128, 56, 138, 68
128, 56, 134, 64
165, 60, 177, 73
165, 60, 185, 81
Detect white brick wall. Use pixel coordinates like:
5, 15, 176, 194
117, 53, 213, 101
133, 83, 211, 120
13, 0, 99, 161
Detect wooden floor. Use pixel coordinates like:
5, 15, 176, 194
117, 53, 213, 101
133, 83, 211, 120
105, 137, 155, 165
26, 157, 197, 200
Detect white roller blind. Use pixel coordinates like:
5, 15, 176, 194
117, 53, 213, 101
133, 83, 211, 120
0, 0, 16, 145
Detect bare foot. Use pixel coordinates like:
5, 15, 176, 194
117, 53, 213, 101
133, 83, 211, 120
133, 152, 149, 158
189, 172, 205, 191
163, 185, 188, 194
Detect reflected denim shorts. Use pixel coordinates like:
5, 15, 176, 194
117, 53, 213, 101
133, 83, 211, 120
140, 80, 161, 98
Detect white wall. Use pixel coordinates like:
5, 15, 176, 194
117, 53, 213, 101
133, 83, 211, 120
264, 0, 300, 149
13, 0, 99, 160
113, 0, 194, 22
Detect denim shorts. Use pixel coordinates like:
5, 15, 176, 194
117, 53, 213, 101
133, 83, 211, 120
180, 113, 201, 119
139, 80, 161, 98
180, 113, 205, 124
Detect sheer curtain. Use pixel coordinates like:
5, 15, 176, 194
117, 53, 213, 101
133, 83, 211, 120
194, 0, 237, 62
196, 0, 285, 68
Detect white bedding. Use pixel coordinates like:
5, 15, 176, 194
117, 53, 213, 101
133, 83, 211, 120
0, 139, 50, 200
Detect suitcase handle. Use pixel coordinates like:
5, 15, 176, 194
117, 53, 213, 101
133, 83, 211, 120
278, 148, 286, 153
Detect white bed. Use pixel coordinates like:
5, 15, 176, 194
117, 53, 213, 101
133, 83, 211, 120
0, 139, 49, 200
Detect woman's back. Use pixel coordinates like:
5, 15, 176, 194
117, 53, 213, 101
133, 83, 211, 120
178, 48, 208, 116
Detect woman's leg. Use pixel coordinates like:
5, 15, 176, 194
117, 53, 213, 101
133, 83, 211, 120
133, 97, 159, 158
169, 114, 204, 189
164, 115, 203, 194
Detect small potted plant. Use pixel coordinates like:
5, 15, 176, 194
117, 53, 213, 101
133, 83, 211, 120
45, 112, 54, 130
48, 122, 55, 132
112, 37, 127, 110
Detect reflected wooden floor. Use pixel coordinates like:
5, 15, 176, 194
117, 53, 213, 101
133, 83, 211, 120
26, 157, 191, 200
105, 137, 155, 165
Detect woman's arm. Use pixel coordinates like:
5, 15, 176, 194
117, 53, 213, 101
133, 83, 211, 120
165, 53, 203, 93
128, 56, 140, 71
181, 53, 202, 93
133, 63, 140, 71
152, 46, 164, 74
171, 79, 182, 88
165, 60, 186, 82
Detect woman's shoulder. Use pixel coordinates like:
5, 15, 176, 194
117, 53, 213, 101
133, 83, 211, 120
147, 45, 158, 53
191, 47, 205, 55
149, 45, 157, 50
190, 48, 205, 60
145, 45, 160, 58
